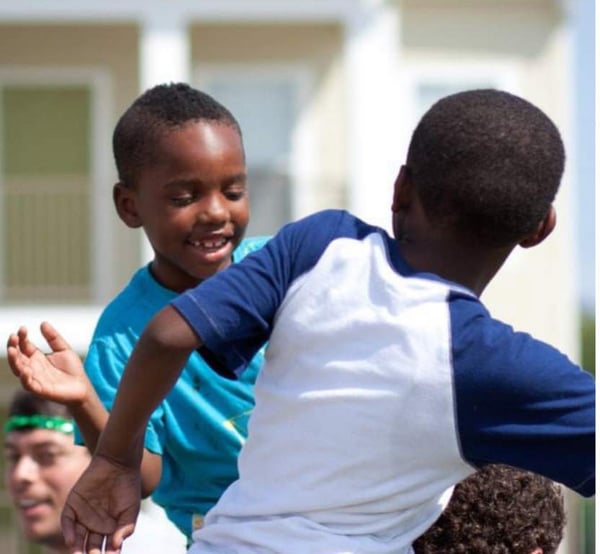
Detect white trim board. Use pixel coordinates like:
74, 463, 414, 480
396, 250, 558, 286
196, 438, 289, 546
0, 0, 357, 23
1, 305, 103, 355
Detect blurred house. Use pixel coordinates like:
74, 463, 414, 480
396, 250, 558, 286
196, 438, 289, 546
0, 1, 588, 553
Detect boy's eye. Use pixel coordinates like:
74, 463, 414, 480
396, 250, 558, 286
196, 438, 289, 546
171, 195, 195, 207
224, 190, 246, 201
223, 184, 247, 201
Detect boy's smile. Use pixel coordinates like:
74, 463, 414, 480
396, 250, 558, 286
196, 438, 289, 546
116, 120, 250, 292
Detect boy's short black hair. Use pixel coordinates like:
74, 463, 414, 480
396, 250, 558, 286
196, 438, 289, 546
113, 82, 243, 185
406, 89, 565, 247
413, 464, 566, 554
7, 389, 71, 420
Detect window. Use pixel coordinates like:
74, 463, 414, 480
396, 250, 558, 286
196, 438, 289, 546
196, 65, 314, 236
0, 69, 112, 305
1, 85, 92, 302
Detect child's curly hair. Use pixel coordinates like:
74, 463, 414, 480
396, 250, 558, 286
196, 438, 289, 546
413, 464, 566, 554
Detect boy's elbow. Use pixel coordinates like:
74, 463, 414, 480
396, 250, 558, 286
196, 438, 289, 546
145, 305, 202, 352
140, 449, 162, 497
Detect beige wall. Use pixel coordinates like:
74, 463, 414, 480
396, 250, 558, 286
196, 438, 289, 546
401, 0, 561, 55
190, 22, 348, 209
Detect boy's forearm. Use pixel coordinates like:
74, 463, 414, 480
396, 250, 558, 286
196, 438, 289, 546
68, 386, 110, 453
95, 305, 201, 467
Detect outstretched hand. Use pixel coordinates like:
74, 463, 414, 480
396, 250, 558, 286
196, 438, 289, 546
6, 322, 90, 405
61, 454, 141, 554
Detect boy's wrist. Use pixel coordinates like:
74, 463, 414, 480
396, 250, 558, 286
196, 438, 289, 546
67, 383, 109, 425
96, 428, 145, 469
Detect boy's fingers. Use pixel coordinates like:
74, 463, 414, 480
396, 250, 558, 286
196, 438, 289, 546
67, 523, 87, 554
111, 522, 135, 551
61, 507, 78, 547
85, 531, 106, 554
40, 321, 72, 352
6, 337, 26, 377
6, 332, 18, 350
6, 350, 19, 377
17, 326, 39, 357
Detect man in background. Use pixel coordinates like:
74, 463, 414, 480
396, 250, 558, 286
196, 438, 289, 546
3, 389, 185, 554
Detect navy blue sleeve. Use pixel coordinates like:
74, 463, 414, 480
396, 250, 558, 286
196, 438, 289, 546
171, 210, 349, 377
450, 293, 595, 497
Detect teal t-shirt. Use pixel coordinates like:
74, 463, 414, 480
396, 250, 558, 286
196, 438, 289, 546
79, 237, 270, 539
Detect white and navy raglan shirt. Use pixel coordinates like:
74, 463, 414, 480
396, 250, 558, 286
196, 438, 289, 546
172, 209, 595, 554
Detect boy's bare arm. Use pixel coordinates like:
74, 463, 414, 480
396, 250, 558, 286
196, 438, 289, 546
62, 304, 199, 552
70, 389, 163, 497
94, 304, 201, 465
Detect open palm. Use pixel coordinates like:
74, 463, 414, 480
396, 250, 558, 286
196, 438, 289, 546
62, 454, 140, 554
6, 322, 90, 405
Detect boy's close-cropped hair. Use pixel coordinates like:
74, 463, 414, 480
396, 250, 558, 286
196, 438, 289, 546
112, 82, 243, 186
406, 89, 565, 247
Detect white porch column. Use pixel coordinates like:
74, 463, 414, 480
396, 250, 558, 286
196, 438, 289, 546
139, 10, 191, 90
343, 0, 403, 231
138, 10, 191, 263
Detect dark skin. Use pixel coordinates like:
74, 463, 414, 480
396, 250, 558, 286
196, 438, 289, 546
6, 120, 250, 523
7, 164, 557, 554
392, 165, 556, 297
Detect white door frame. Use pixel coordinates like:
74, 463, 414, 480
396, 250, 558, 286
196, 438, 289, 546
194, 62, 317, 222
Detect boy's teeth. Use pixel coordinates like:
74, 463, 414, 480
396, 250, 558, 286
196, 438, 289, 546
190, 238, 226, 248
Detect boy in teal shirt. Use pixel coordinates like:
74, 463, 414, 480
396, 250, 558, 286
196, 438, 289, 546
7, 82, 269, 541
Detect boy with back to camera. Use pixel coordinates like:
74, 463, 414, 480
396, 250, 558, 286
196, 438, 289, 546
9, 89, 595, 554
2, 390, 183, 554
6, 82, 269, 544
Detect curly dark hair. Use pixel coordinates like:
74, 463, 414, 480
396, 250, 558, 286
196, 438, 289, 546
406, 89, 565, 247
113, 82, 243, 185
413, 465, 566, 554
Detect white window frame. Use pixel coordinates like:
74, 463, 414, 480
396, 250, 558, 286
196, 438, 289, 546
194, 63, 317, 223
0, 66, 112, 353
399, 59, 520, 159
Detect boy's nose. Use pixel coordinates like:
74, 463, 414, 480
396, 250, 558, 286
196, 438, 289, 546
197, 196, 228, 224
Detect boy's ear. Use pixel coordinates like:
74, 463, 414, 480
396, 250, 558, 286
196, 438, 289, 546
519, 205, 556, 248
113, 182, 143, 228
391, 165, 413, 213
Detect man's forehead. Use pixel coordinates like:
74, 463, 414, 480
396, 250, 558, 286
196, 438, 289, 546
4, 428, 71, 450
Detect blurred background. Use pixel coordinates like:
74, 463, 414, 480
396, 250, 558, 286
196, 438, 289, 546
0, 0, 594, 552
